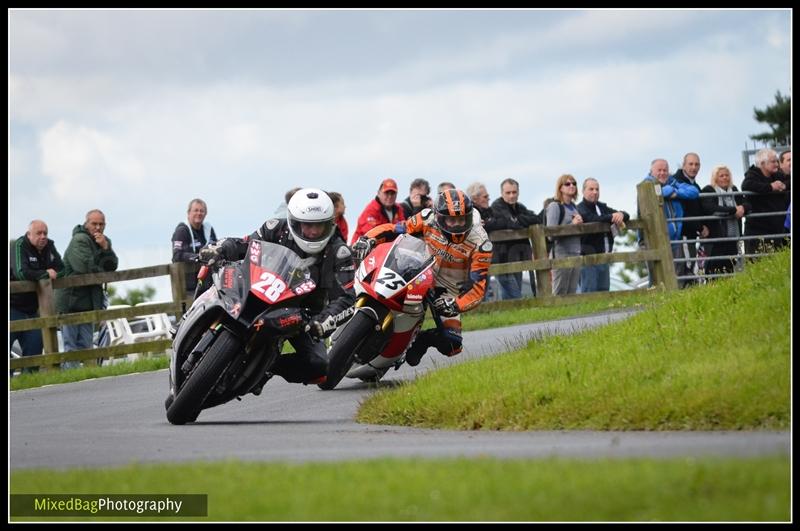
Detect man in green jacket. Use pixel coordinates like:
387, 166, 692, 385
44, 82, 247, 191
55, 209, 119, 368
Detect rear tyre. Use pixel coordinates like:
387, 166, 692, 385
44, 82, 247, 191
166, 329, 240, 424
318, 311, 375, 390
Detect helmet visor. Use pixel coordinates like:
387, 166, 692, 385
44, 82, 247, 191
436, 213, 472, 235
289, 218, 335, 243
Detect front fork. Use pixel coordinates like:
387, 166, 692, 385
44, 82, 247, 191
181, 322, 223, 374
352, 296, 394, 364
354, 295, 394, 333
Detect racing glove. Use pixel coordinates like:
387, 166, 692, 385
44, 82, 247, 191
433, 295, 460, 318
306, 314, 337, 340
352, 237, 376, 262
198, 242, 225, 265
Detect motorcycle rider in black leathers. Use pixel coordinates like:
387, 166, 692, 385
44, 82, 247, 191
199, 188, 355, 386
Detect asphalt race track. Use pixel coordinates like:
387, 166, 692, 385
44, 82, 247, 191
10, 310, 789, 470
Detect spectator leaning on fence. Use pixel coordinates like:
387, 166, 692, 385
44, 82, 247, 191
779, 150, 791, 229
10, 220, 65, 368
672, 153, 709, 287
172, 198, 218, 293
741, 148, 790, 255
467, 182, 506, 232
700, 165, 750, 276
467, 181, 506, 301
778, 150, 791, 208
547, 174, 584, 295
490, 178, 540, 300
576, 178, 629, 293
55, 209, 119, 368
638, 158, 699, 286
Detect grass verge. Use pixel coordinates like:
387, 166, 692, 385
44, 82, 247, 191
10, 456, 790, 522
357, 250, 790, 430
10, 356, 170, 391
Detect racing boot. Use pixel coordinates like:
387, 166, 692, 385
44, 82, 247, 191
305, 374, 327, 386
250, 372, 274, 396
404, 329, 436, 367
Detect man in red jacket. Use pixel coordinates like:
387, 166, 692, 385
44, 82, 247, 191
350, 178, 406, 245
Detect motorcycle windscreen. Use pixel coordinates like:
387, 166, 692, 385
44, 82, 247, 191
382, 234, 433, 282
247, 240, 316, 304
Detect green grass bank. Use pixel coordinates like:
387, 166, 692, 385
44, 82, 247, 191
357, 250, 791, 430
10, 456, 789, 522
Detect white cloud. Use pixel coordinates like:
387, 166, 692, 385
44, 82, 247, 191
40, 121, 146, 202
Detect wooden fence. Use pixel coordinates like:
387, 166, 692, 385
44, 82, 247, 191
9, 181, 674, 371
10, 262, 193, 372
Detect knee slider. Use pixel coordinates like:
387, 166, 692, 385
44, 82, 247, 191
434, 328, 462, 357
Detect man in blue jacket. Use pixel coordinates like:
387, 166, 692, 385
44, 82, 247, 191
638, 158, 699, 286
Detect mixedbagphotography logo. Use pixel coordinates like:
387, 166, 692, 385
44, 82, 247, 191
10, 494, 207, 517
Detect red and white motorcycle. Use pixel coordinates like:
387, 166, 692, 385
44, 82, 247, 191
318, 233, 436, 390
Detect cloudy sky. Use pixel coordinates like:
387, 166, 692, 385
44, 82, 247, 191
9, 9, 792, 300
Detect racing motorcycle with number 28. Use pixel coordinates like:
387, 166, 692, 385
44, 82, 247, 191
319, 233, 436, 390
165, 240, 316, 424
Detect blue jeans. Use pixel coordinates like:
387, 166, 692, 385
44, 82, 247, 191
10, 307, 43, 374
10, 308, 43, 356
497, 273, 522, 300
61, 323, 94, 370
579, 264, 610, 293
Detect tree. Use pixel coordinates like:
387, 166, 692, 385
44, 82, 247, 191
750, 91, 791, 147
613, 229, 647, 286
106, 284, 157, 306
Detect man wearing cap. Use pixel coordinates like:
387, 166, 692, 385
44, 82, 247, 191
350, 178, 406, 245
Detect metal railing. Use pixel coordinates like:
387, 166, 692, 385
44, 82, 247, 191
664, 190, 790, 283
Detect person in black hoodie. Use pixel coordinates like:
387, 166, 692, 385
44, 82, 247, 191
673, 153, 709, 287
742, 148, 790, 255
489, 178, 540, 299
10, 220, 65, 365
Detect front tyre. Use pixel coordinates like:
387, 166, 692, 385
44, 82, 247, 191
318, 311, 376, 390
166, 329, 240, 424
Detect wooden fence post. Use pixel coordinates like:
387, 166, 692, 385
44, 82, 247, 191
529, 224, 552, 297
170, 262, 188, 318
636, 181, 678, 291
35, 277, 59, 371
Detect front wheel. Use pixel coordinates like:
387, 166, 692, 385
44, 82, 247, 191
166, 329, 240, 424
318, 311, 376, 390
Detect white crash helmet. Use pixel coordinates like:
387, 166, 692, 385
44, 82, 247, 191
286, 188, 336, 255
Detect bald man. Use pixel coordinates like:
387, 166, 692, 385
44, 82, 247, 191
10, 220, 65, 366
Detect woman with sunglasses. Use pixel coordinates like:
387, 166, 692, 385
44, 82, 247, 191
547, 174, 584, 295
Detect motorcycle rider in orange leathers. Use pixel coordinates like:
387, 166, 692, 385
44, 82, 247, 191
353, 188, 492, 366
